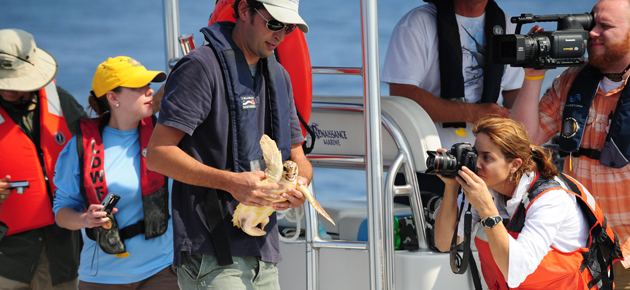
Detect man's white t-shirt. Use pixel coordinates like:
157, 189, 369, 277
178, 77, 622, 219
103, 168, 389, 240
382, 4, 524, 148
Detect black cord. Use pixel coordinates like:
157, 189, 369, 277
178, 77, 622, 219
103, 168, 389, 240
90, 230, 100, 276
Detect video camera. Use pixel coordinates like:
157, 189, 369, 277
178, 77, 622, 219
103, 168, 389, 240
425, 143, 477, 178
493, 13, 594, 69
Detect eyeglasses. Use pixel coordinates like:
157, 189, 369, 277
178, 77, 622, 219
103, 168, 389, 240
254, 8, 297, 35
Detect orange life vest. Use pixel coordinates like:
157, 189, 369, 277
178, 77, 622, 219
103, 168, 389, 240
475, 173, 623, 290
0, 81, 70, 235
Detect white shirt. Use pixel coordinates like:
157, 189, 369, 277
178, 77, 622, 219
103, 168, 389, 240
381, 4, 524, 148
600, 77, 625, 94
447, 173, 590, 287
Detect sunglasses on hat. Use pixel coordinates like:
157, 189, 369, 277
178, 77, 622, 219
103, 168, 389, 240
254, 8, 297, 35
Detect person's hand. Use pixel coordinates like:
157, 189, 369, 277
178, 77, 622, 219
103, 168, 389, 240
524, 25, 549, 78
82, 203, 119, 229
455, 166, 498, 218
475, 103, 510, 120
273, 176, 308, 211
228, 171, 284, 207
0, 175, 12, 204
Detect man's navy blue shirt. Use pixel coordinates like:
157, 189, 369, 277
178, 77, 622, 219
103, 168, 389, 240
158, 24, 303, 266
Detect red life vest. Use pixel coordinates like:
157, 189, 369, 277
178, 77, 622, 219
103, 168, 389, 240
77, 114, 169, 254
475, 173, 623, 290
78, 114, 164, 204
0, 81, 70, 235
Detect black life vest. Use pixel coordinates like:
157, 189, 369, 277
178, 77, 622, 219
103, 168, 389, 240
559, 63, 630, 168
76, 114, 169, 255
427, 0, 506, 128
197, 22, 293, 266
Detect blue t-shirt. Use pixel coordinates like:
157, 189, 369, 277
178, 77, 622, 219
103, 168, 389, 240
53, 126, 173, 284
158, 23, 303, 266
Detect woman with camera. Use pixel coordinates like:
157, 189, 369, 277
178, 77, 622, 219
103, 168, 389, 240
433, 117, 622, 290
51, 56, 178, 289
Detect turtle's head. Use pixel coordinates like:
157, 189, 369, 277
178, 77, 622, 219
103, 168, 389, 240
282, 160, 298, 182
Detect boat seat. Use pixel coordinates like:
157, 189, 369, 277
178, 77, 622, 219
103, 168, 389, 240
279, 95, 441, 240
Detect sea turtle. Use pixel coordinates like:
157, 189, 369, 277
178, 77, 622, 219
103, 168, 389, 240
232, 134, 335, 236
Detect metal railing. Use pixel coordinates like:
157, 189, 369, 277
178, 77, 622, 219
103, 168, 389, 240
163, 0, 182, 72
299, 101, 429, 290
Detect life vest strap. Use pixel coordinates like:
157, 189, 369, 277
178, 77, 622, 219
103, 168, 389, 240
204, 188, 234, 266
118, 221, 146, 240
443, 122, 466, 129
559, 148, 601, 160
86, 220, 146, 241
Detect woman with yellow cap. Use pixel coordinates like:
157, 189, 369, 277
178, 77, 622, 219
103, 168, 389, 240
52, 56, 177, 289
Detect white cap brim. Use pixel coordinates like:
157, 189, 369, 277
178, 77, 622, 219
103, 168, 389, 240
0, 47, 57, 92
261, 3, 309, 33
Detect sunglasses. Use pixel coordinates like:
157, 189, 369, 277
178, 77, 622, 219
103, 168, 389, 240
254, 8, 297, 35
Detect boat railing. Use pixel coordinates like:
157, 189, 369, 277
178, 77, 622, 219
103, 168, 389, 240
312, 66, 362, 75
292, 96, 440, 290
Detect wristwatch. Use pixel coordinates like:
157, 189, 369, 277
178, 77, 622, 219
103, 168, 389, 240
480, 216, 503, 228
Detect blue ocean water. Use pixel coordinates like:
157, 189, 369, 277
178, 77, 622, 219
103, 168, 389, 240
2, 0, 595, 199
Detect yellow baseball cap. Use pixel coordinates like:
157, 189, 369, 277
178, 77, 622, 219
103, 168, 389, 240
91, 56, 166, 98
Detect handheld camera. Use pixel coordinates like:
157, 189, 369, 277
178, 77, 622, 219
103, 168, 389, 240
8, 181, 29, 194
100, 193, 120, 215
425, 143, 477, 178
492, 13, 594, 69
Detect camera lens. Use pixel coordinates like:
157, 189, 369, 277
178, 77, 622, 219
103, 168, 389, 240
425, 151, 459, 177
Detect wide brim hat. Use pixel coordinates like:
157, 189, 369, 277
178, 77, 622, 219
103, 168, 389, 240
0, 29, 58, 92
258, 0, 309, 33
91, 56, 166, 98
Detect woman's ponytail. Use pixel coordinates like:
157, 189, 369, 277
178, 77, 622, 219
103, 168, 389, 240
530, 145, 559, 179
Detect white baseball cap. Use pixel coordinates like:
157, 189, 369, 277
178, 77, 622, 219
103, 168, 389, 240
257, 0, 309, 33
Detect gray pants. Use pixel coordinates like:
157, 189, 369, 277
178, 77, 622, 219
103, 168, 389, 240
177, 253, 280, 290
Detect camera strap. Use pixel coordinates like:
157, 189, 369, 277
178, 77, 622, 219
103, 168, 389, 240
91, 230, 101, 276
450, 193, 483, 290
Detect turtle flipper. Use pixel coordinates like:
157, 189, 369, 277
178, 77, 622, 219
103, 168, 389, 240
260, 134, 283, 183
232, 203, 272, 236
297, 184, 335, 226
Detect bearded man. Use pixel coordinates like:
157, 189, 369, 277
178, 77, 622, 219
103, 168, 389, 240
511, 0, 630, 286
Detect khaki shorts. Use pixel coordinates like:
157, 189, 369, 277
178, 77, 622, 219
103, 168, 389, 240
0, 245, 78, 290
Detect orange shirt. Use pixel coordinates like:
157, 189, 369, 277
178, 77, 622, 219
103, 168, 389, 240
539, 63, 630, 267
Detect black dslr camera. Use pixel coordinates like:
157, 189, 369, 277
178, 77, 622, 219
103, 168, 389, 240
425, 143, 477, 178
493, 13, 594, 69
